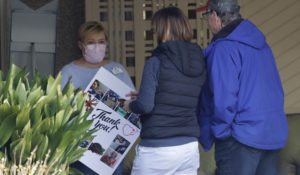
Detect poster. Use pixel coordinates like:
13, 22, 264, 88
79, 68, 141, 175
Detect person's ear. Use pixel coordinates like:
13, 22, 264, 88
212, 11, 221, 22
78, 40, 84, 51
212, 11, 223, 30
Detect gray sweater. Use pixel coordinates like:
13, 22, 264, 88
60, 61, 134, 90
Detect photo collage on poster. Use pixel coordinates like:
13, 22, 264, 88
79, 137, 105, 156
100, 134, 130, 168
79, 134, 131, 169
85, 79, 141, 129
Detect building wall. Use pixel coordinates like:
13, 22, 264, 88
0, 0, 11, 75
55, 0, 85, 74
85, 0, 209, 88
10, 0, 57, 79
240, 0, 300, 113
86, 0, 300, 114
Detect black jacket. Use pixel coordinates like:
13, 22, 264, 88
141, 41, 206, 139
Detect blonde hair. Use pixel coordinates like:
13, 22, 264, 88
152, 7, 193, 44
78, 21, 108, 41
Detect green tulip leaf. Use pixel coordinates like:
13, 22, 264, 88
66, 148, 86, 164
21, 121, 31, 136
27, 87, 44, 106
0, 113, 17, 147
0, 71, 4, 81
31, 133, 43, 149
30, 103, 43, 128
0, 81, 5, 97
3, 64, 23, 97
69, 167, 84, 175
46, 74, 61, 96
36, 134, 49, 160
16, 105, 30, 131
16, 79, 28, 108
9, 137, 24, 164
0, 64, 94, 172
54, 110, 65, 131
0, 103, 18, 123
62, 76, 75, 97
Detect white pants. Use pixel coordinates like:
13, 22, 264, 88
131, 141, 200, 175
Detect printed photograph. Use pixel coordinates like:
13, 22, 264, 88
128, 113, 141, 129
85, 94, 99, 111
114, 99, 131, 119
109, 134, 130, 155
79, 137, 94, 148
88, 142, 105, 155
100, 148, 120, 168
87, 79, 109, 100
101, 89, 120, 110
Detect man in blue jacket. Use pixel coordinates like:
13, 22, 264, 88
197, 0, 288, 174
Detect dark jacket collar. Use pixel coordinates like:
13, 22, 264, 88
152, 41, 204, 77
212, 18, 244, 42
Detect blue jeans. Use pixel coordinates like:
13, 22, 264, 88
70, 160, 123, 175
215, 137, 279, 175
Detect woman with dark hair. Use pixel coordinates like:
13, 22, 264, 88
124, 7, 206, 175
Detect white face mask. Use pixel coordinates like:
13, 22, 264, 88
83, 44, 106, 64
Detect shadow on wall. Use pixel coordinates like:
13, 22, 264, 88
278, 113, 300, 175
122, 114, 300, 175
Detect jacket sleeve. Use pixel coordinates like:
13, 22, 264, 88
197, 79, 215, 152
129, 57, 160, 114
207, 43, 240, 140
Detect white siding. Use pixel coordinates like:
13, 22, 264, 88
240, 0, 300, 114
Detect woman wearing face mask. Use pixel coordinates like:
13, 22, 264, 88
60, 21, 134, 91
60, 21, 134, 175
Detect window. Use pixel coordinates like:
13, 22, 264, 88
126, 44, 134, 48
125, 11, 133, 21
207, 28, 210, 40
144, 10, 153, 20
100, 12, 108, 21
188, 9, 196, 19
126, 50, 135, 54
188, 3, 197, 6
126, 57, 135, 67
131, 76, 136, 86
125, 5, 133, 8
99, 5, 108, 9
125, 31, 134, 41
145, 30, 153, 41
193, 29, 197, 39
145, 43, 154, 47
143, 4, 153, 7
99, 0, 108, 2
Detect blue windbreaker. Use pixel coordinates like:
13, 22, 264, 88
197, 20, 288, 151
